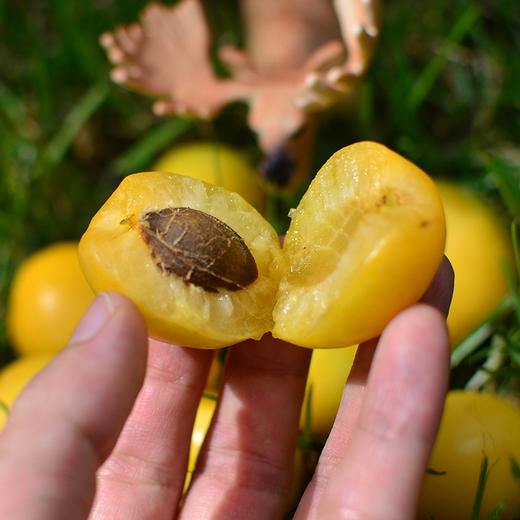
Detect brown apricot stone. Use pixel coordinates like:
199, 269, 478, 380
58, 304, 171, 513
78, 172, 282, 348
138, 207, 258, 292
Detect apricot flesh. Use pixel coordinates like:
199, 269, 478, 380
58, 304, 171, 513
272, 141, 446, 348
80, 142, 446, 349
79, 172, 282, 348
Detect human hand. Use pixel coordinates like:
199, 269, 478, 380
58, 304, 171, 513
0, 258, 453, 520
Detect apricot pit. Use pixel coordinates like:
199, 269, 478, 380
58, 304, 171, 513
138, 207, 258, 292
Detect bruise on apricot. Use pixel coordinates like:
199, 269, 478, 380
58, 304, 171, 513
138, 207, 258, 292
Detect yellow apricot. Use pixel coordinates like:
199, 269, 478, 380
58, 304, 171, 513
272, 141, 446, 348
300, 345, 358, 436
436, 181, 513, 346
418, 390, 520, 520
7, 242, 95, 355
0, 354, 55, 432
153, 141, 265, 213
79, 172, 282, 348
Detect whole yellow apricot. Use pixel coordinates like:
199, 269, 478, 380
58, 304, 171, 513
153, 141, 265, 213
418, 390, 520, 520
7, 242, 95, 355
437, 181, 513, 346
300, 345, 357, 437
0, 354, 55, 431
273, 141, 446, 348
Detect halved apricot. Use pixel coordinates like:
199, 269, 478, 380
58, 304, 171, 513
78, 172, 282, 348
79, 141, 445, 349
272, 141, 446, 348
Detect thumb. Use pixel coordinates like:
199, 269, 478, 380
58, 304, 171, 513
0, 291, 148, 520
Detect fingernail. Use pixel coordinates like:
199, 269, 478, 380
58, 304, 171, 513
69, 292, 116, 344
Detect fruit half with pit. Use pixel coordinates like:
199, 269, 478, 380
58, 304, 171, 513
272, 141, 446, 348
79, 172, 282, 348
79, 141, 445, 349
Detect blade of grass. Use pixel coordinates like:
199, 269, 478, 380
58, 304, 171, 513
511, 457, 520, 485
481, 155, 520, 218
501, 258, 520, 327
470, 453, 489, 520
298, 383, 313, 449
0, 82, 28, 136
465, 336, 506, 391
408, 5, 481, 111
40, 81, 109, 175
484, 502, 505, 520
109, 116, 195, 176
50, 0, 104, 79
451, 296, 515, 368
511, 220, 520, 279
451, 322, 494, 368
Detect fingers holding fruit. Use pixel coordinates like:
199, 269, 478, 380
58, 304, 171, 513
180, 334, 311, 520
90, 337, 214, 519
298, 303, 450, 520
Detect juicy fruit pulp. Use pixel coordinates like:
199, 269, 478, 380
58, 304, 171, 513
79, 172, 282, 348
79, 141, 446, 349
272, 141, 446, 347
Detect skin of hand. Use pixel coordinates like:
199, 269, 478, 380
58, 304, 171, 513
0, 257, 453, 520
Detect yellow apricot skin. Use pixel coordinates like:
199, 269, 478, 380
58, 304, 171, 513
78, 172, 282, 348
183, 392, 217, 493
300, 345, 357, 436
0, 354, 55, 432
272, 141, 446, 348
7, 242, 95, 355
418, 390, 520, 520
436, 181, 513, 347
153, 141, 265, 213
